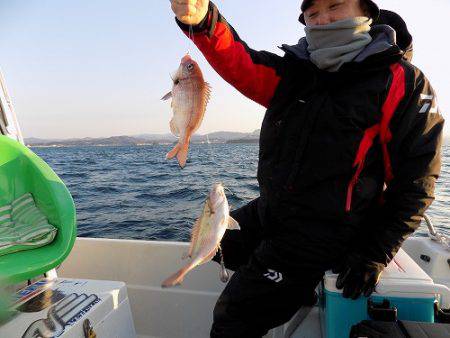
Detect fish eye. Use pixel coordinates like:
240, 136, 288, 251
186, 63, 194, 71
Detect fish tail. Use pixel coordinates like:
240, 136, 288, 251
161, 267, 188, 288
166, 143, 181, 160
176, 142, 190, 168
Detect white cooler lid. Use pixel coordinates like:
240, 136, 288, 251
0, 278, 129, 338
324, 249, 437, 296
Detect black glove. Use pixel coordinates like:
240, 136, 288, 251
332, 254, 384, 300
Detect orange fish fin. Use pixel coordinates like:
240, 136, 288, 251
166, 143, 180, 160
161, 259, 199, 288
161, 267, 187, 288
176, 141, 190, 168
161, 91, 172, 101
170, 119, 179, 137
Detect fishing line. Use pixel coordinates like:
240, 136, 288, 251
205, 137, 222, 181
188, 24, 195, 48
171, 1, 239, 201
204, 137, 240, 204
218, 245, 230, 283
176, 3, 237, 285
223, 185, 238, 199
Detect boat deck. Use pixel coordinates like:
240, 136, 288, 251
56, 236, 450, 338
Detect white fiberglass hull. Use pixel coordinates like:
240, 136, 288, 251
57, 236, 450, 338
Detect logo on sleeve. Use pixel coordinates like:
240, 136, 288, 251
419, 94, 438, 114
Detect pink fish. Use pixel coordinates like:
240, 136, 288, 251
161, 184, 240, 288
162, 54, 211, 168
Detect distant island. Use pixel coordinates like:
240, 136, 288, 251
26, 130, 260, 147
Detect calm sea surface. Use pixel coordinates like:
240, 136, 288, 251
32, 143, 450, 241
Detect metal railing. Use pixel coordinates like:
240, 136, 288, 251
0, 68, 24, 143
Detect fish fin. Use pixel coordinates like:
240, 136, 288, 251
199, 246, 219, 265
166, 143, 180, 160
161, 91, 172, 101
161, 266, 188, 288
170, 71, 178, 84
161, 259, 199, 288
176, 141, 190, 168
169, 118, 179, 137
204, 82, 212, 106
191, 202, 211, 255
186, 218, 201, 259
227, 216, 241, 230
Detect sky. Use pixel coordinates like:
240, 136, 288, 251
0, 0, 449, 139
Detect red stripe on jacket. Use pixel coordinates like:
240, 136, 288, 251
346, 63, 406, 212
187, 21, 281, 108
380, 63, 406, 183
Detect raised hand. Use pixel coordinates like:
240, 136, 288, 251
170, 0, 210, 26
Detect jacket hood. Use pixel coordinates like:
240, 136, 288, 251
375, 9, 413, 61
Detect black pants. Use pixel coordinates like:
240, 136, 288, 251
210, 199, 326, 338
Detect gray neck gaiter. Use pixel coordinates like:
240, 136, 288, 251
305, 17, 373, 72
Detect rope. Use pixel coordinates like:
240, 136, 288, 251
424, 214, 450, 251
429, 232, 450, 251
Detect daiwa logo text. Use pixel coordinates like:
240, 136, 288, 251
419, 94, 438, 114
264, 269, 283, 283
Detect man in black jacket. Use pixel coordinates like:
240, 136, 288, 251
170, 0, 444, 336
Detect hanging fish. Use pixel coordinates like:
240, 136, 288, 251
162, 54, 211, 168
161, 183, 239, 288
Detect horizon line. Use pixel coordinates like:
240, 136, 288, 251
25, 129, 262, 140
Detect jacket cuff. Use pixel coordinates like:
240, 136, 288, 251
175, 1, 219, 38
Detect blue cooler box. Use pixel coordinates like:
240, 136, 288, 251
319, 249, 441, 338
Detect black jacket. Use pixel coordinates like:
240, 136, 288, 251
177, 2, 444, 270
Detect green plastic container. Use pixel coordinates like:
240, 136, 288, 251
0, 136, 76, 285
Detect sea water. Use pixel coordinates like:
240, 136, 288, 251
33, 143, 450, 241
